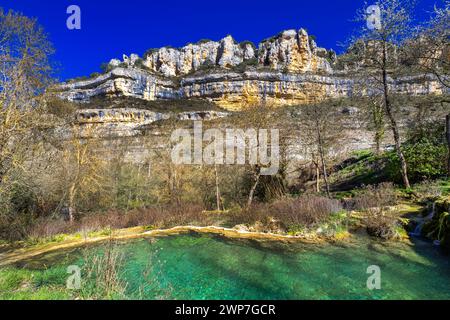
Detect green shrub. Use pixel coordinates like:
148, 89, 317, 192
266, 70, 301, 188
233, 58, 259, 73
422, 197, 450, 251
385, 121, 449, 183
134, 58, 150, 71
196, 39, 212, 45
90, 72, 101, 78
143, 48, 159, 58
386, 138, 447, 183
239, 41, 256, 50
67, 75, 89, 83
100, 62, 112, 73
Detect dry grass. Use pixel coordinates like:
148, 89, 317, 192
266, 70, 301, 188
365, 212, 402, 240
347, 183, 397, 211
225, 195, 343, 233
25, 204, 208, 240
269, 195, 342, 226
10, 185, 404, 242
81, 238, 127, 299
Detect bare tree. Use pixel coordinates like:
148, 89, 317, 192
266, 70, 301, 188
301, 102, 343, 198
0, 9, 54, 214
227, 105, 281, 207
405, 1, 449, 88
62, 126, 108, 222
406, 1, 449, 175
350, 0, 416, 188
369, 98, 386, 154
447, 115, 450, 175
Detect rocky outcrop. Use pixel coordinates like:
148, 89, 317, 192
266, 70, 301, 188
58, 67, 447, 111
58, 28, 448, 111
108, 29, 330, 77
59, 68, 180, 102
74, 108, 229, 137
77, 108, 229, 124
135, 36, 256, 77
258, 29, 333, 73
76, 108, 170, 124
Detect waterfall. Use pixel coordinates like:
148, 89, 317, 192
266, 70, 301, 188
409, 202, 436, 237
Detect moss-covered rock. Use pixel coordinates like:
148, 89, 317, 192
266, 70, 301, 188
422, 196, 450, 251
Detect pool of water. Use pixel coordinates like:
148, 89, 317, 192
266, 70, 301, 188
16, 232, 450, 300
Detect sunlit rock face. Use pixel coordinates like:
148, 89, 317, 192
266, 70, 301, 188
141, 36, 256, 77
58, 29, 448, 111
108, 29, 331, 78
74, 108, 230, 138
58, 67, 446, 111
58, 68, 180, 102
258, 29, 333, 74
180, 71, 355, 110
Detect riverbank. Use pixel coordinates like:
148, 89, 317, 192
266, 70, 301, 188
1, 229, 448, 300
0, 225, 354, 267
1, 199, 428, 267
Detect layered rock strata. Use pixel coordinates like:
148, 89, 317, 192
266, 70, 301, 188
59, 67, 446, 111
57, 28, 448, 111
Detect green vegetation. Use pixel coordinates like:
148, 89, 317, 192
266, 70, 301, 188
422, 196, 450, 250
239, 40, 256, 49
0, 239, 128, 300
331, 124, 448, 189
232, 57, 259, 72
386, 123, 448, 183
0, 267, 70, 300
196, 39, 213, 45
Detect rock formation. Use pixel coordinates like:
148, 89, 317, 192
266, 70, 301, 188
58, 28, 448, 111
58, 67, 446, 111
258, 29, 333, 73
108, 29, 331, 77
137, 35, 256, 77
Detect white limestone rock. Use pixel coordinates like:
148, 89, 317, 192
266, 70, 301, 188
109, 59, 121, 67
258, 28, 332, 73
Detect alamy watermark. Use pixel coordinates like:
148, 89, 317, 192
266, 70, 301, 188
170, 121, 280, 176
67, 265, 81, 290
367, 265, 381, 290
66, 5, 81, 30
366, 4, 381, 30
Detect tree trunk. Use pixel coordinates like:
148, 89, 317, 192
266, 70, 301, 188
446, 114, 450, 176
247, 167, 261, 208
313, 160, 320, 193
214, 165, 221, 211
381, 42, 411, 189
373, 102, 385, 155
68, 184, 76, 223
316, 127, 331, 198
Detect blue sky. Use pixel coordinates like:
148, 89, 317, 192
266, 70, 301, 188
1, 0, 440, 81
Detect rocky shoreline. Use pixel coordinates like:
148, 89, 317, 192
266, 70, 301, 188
0, 225, 353, 267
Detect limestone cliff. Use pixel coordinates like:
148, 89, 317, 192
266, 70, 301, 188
58, 28, 448, 111
58, 67, 446, 111
129, 35, 255, 77
258, 29, 333, 73
113, 29, 330, 77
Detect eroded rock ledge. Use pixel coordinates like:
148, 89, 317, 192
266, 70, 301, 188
57, 28, 448, 111
59, 67, 446, 111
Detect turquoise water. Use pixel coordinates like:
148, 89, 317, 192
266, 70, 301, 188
19, 232, 450, 299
